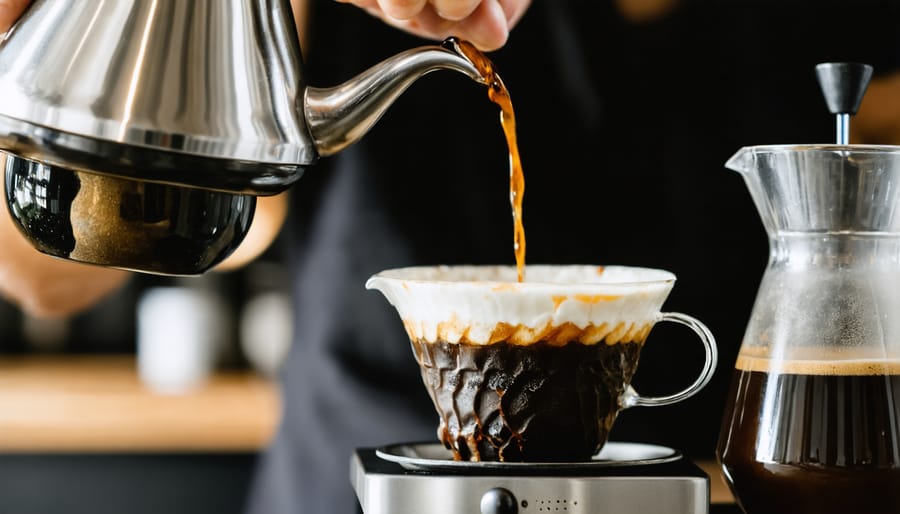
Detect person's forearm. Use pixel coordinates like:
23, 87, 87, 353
0, 157, 129, 318
216, 193, 290, 271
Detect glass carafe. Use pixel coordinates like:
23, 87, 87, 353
717, 145, 900, 514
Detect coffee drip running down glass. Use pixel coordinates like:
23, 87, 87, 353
718, 63, 900, 514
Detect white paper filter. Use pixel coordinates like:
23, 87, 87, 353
366, 265, 675, 346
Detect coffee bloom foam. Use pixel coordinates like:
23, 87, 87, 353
366, 265, 675, 346
735, 344, 900, 375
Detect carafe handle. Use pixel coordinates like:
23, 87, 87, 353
619, 312, 718, 408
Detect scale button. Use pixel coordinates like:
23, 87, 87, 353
480, 487, 518, 514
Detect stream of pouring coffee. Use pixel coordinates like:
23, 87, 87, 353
452, 39, 526, 282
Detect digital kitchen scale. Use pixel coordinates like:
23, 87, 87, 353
351, 442, 709, 514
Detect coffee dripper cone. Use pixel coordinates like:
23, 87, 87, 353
718, 63, 900, 514
368, 265, 717, 462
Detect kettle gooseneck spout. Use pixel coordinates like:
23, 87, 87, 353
305, 38, 485, 157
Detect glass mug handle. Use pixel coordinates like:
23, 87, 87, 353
619, 312, 718, 408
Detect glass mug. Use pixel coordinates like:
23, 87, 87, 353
367, 265, 718, 462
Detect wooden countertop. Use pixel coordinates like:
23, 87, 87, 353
698, 460, 735, 504
0, 355, 281, 452
0, 355, 734, 502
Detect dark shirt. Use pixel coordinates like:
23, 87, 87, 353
246, 1, 900, 512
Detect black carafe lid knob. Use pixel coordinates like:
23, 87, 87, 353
815, 62, 874, 144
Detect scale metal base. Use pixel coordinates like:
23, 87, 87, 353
351, 442, 709, 514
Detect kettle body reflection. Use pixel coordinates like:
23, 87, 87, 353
717, 145, 900, 514
0, 0, 484, 274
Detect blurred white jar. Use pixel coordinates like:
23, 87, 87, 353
137, 287, 226, 394
240, 291, 293, 377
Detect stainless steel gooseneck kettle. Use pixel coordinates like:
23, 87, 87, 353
0, 0, 484, 274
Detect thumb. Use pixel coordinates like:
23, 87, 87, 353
0, 0, 31, 34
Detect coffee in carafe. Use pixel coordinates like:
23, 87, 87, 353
720, 349, 900, 513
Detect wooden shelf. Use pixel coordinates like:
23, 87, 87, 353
0, 355, 280, 452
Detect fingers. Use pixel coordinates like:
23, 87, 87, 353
429, 0, 480, 21
375, 1, 508, 51
361, 0, 480, 21
0, 0, 30, 33
376, 0, 427, 20
338, 0, 531, 51
457, 0, 508, 50
500, 0, 531, 28
416, 0, 508, 50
